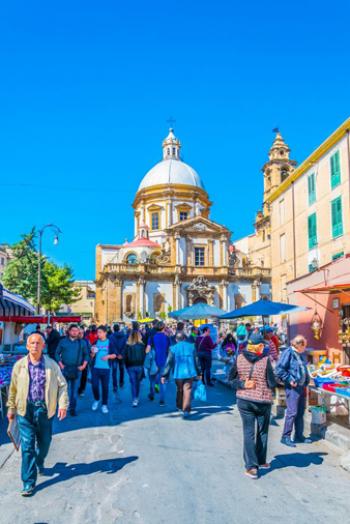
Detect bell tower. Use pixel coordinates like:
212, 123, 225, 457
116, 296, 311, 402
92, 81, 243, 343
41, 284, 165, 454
262, 129, 297, 213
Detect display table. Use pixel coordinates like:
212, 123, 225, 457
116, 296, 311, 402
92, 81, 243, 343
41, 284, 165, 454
309, 385, 350, 426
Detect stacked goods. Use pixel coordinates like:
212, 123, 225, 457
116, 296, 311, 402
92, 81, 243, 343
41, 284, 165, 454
0, 354, 22, 387
308, 362, 350, 396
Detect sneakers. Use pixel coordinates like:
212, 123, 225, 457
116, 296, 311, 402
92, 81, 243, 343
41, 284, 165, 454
245, 468, 258, 479
159, 400, 165, 407
183, 411, 190, 419
92, 401, 99, 411
281, 437, 296, 448
132, 399, 139, 408
37, 464, 45, 476
101, 405, 109, 414
21, 485, 35, 497
148, 393, 154, 401
78, 392, 85, 398
259, 463, 271, 470
293, 436, 312, 444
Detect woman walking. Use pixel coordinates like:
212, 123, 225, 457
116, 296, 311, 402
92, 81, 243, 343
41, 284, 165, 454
162, 333, 201, 417
91, 325, 118, 414
230, 332, 276, 479
195, 326, 217, 387
125, 327, 146, 407
276, 335, 311, 447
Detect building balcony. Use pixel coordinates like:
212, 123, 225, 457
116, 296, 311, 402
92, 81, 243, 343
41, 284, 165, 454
103, 262, 271, 281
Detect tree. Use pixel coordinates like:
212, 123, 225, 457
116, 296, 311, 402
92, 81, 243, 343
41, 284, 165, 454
3, 228, 80, 313
2, 228, 39, 301
40, 262, 80, 313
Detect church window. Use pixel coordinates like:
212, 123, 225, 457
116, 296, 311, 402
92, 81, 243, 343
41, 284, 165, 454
126, 253, 138, 265
167, 148, 170, 156
151, 212, 159, 230
194, 247, 205, 266
281, 169, 289, 182
179, 211, 188, 221
172, 147, 176, 156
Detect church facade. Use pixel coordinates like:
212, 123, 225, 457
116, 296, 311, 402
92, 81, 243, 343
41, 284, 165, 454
95, 129, 270, 324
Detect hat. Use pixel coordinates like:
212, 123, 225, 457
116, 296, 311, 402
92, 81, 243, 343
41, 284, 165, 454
260, 326, 273, 334
248, 332, 265, 345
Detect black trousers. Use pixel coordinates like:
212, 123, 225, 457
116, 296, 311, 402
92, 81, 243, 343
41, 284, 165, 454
237, 398, 271, 469
199, 353, 212, 385
78, 366, 88, 395
111, 358, 125, 390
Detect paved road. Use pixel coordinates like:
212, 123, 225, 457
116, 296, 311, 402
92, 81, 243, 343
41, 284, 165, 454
0, 375, 349, 524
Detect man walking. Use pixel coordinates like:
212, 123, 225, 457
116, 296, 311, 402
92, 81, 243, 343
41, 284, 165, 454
77, 326, 91, 397
45, 324, 61, 360
195, 326, 217, 387
147, 321, 170, 406
109, 324, 126, 393
7, 333, 68, 496
55, 324, 89, 416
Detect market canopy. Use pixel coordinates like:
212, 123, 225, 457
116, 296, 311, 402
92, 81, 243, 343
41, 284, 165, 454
0, 286, 35, 318
220, 298, 307, 319
169, 302, 226, 320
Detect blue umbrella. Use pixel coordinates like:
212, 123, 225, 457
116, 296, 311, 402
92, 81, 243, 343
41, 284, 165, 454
220, 298, 306, 319
169, 302, 226, 320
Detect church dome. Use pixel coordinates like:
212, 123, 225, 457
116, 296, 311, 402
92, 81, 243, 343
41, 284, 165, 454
137, 128, 205, 191
138, 158, 204, 191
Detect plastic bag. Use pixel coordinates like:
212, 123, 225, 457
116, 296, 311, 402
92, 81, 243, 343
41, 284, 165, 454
194, 380, 207, 402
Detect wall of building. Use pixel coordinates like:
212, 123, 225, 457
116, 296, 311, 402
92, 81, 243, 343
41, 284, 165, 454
270, 130, 350, 301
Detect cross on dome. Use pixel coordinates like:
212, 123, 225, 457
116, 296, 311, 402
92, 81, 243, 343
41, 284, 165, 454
162, 128, 181, 160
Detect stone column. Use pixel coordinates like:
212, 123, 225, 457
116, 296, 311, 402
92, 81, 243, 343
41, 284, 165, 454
138, 277, 145, 317
220, 235, 227, 266
186, 237, 192, 266
208, 239, 214, 266
115, 278, 123, 321
175, 232, 181, 265
221, 280, 229, 310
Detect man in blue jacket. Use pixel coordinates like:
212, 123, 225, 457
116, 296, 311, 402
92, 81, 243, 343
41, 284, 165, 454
55, 324, 89, 416
275, 335, 311, 447
109, 324, 127, 393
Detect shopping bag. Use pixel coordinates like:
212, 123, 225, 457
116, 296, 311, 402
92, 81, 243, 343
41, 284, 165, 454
194, 380, 207, 402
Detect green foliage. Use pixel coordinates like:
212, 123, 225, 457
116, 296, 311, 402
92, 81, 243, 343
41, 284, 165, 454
3, 228, 80, 313
159, 311, 167, 320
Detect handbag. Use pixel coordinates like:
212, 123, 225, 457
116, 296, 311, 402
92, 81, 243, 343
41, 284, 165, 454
194, 380, 207, 402
144, 349, 158, 376
64, 341, 82, 380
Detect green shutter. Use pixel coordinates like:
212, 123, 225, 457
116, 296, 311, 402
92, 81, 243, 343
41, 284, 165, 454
331, 197, 343, 238
308, 213, 317, 249
308, 173, 316, 205
330, 151, 341, 189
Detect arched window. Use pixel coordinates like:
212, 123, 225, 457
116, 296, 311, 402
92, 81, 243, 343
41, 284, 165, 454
126, 253, 138, 265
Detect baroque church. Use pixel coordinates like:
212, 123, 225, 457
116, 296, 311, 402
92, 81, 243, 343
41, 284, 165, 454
95, 129, 270, 323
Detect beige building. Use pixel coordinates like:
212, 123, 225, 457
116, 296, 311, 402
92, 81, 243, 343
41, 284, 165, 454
268, 118, 350, 301
66, 280, 96, 324
237, 118, 350, 304
95, 129, 270, 324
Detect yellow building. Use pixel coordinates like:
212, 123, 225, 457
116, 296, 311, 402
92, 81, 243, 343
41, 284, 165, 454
268, 118, 350, 301
95, 129, 270, 323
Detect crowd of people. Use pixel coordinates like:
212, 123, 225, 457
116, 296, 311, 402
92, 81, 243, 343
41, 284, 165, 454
6, 318, 311, 495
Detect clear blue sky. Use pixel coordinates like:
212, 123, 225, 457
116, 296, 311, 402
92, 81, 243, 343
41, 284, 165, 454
1, 1, 349, 279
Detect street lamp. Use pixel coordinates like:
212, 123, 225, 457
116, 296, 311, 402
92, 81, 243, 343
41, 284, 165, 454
37, 224, 62, 314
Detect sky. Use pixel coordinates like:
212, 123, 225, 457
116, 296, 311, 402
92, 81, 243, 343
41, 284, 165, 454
0, 0, 349, 279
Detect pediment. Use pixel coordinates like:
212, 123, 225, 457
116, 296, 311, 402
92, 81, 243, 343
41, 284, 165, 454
166, 216, 229, 235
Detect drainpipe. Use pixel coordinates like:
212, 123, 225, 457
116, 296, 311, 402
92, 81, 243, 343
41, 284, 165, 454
291, 181, 297, 280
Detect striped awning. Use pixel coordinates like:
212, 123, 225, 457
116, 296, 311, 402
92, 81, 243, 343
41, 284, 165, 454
0, 285, 35, 318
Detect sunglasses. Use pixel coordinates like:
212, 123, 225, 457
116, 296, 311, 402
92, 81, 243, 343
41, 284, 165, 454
295, 340, 306, 345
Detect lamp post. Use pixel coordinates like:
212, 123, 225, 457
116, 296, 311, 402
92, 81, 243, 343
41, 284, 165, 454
37, 224, 62, 314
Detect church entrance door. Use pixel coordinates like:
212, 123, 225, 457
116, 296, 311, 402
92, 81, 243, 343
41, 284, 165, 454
193, 297, 207, 305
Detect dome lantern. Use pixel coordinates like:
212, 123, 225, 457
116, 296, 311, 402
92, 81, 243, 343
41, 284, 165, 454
162, 128, 181, 160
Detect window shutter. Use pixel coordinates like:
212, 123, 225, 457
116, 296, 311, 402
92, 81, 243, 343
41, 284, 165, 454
331, 151, 341, 189
308, 213, 317, 249
332, 197, 343, 238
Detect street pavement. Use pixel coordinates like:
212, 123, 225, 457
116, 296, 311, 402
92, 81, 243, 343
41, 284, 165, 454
0, 374, 350, 524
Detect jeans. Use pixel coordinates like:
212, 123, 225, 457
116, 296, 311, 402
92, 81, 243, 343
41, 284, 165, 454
199, 353, 212, 385
63, 372, 80, 412
112, 358, 125, 390
150, 366, 166, 402
127, 366, 143, 400
17, 401, 53, 488
91, 368, 110, 405
237, 398, 271, 469
175, 378, 193, 412
282, 386, 306, 439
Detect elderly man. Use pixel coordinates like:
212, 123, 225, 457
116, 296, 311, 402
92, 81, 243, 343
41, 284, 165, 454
7, 333, 68, 497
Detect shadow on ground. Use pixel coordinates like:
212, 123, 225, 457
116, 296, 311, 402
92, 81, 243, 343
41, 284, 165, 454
260, 452, 328, 477
35, 456, 138, 493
